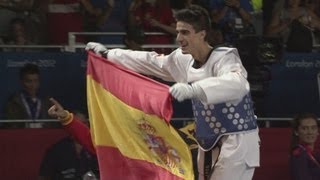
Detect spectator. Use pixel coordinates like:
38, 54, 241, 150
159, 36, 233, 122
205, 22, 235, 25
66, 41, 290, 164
0, 0, 48, 48
96, 0, 132, 45
265, 0, 320, 53
3, 63, 55, 128
2, 17, 38, 52
0, 0, 33, 38
289, 112, 320, 180
38, 110, 99, 180
209, 0, 255, 45
83, 0, 114, 42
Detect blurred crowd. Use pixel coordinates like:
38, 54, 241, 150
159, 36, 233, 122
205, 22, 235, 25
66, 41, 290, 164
0, 0, 318, 53
0, 0, 310, 53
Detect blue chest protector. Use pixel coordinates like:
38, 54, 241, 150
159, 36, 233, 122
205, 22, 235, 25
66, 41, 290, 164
192, 94, 257, 151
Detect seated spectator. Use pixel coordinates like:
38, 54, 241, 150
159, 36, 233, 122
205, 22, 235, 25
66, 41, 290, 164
3, 63, 56, 128
0, 0, 33, 39
265, 0, 320, 53
38, 111, 99, 180
209, 0, 255, 45
0, 0, 49, 46
289, 112, 320, 180
2, 17, 38, 52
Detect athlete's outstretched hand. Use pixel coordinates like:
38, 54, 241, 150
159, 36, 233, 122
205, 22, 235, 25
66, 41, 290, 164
85, 42, 108, 57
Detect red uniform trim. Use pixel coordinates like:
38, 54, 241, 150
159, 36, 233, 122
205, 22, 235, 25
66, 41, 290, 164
64, 117, 96, 155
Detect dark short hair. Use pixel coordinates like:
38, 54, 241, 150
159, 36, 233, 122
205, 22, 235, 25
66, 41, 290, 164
19, 63, 39, 80
174, 5, 211, 37
291, 112, 319, 131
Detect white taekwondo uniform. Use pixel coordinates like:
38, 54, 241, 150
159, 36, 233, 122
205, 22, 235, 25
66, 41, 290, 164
106, 47, 260, 180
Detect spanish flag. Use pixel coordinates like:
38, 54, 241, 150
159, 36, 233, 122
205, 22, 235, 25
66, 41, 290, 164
86, 52, 194, 180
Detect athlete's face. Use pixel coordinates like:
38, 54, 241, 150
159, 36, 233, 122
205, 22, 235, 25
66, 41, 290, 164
175, 21, 206, 55
296, 117, 319, 145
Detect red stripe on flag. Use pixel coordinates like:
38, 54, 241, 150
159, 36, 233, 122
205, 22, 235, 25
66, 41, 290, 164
86, 52, 173, 122
96, 146, 183, 180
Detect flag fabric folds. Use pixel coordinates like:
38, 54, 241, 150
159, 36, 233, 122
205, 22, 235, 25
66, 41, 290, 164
86, 52, 194, 180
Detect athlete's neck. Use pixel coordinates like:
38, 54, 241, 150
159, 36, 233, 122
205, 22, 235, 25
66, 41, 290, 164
193, 45, 213, 68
